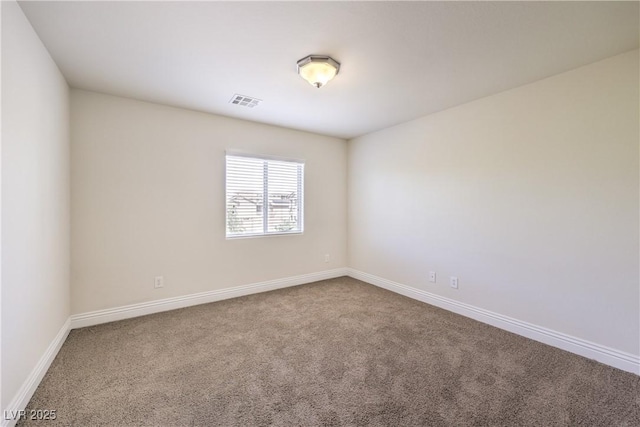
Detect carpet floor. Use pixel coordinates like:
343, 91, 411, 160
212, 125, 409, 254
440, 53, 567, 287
19, 277, 640, 426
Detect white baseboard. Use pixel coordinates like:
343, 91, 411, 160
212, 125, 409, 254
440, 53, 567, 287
1, 318, 71, 427
70, 268, 348, 329
346, 268, 640, 376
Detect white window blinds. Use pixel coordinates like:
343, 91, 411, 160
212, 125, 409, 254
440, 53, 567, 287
226, 154, 304, 237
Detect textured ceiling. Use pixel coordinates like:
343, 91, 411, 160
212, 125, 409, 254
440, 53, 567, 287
18, 1, 640, 139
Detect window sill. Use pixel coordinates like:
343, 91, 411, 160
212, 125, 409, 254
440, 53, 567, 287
225, 231, 304, 240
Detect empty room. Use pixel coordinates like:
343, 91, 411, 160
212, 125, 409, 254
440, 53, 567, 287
1, 1, 639, 425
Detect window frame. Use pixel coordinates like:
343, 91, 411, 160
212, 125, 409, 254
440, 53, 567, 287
225, 151, 305, 239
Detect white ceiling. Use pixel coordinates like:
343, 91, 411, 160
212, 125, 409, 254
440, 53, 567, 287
18, 1, 639, 140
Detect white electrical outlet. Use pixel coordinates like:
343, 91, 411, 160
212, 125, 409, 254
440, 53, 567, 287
429, 271, 436, 283
450, 276, 459, 289
154, 276, 164, 289
324, 254, 330, 263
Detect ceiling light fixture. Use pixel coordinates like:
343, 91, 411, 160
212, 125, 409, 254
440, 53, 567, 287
296, 55, 340, 89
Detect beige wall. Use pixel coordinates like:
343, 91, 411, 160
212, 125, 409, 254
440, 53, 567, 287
71, 90, 347, 314
1, 1, 70, 410
348, 50, 639, 355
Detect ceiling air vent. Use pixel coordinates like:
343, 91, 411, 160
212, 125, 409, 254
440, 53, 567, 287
229, 94, 261, 108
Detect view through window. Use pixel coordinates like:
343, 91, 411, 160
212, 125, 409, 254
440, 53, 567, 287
226, 154, 304, 237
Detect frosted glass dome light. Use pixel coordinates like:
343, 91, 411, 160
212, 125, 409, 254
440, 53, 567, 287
296, 55, 340, 88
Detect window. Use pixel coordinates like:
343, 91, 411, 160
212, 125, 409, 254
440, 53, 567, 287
226, 154, 304, 238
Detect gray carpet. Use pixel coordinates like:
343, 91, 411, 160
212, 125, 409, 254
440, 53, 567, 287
20, 277, 640, 426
